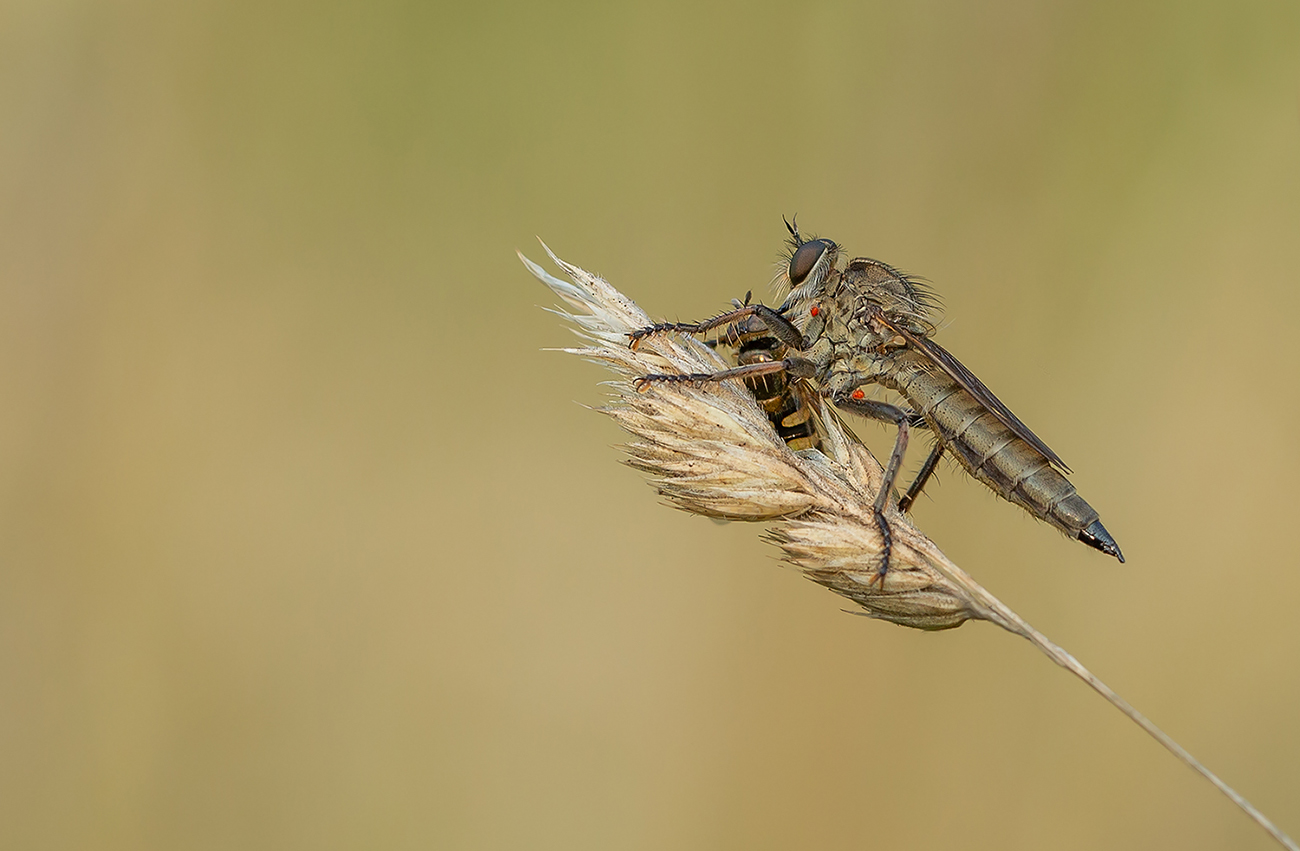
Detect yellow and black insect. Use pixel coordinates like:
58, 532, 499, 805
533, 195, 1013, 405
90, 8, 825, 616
700, 299, 823, 453
631, 219, 1122, 578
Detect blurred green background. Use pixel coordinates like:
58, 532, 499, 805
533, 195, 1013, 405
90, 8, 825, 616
1, 1, 1298, 849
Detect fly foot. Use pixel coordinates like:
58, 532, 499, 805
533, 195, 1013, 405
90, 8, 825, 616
628, 323, 693, 351
633, 372, 715, 392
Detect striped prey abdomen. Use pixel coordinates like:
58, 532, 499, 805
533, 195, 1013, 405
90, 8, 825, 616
732, 315, 822, 452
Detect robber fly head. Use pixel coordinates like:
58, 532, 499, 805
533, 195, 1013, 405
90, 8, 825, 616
779, 216, 840, 300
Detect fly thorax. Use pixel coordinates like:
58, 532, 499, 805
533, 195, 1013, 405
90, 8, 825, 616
841, 309, 890, 350
799, 301, 826, 341
856, 331, 883, 350
833, 347, 891, 389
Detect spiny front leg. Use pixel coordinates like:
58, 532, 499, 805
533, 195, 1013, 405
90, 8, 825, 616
634, 358, 815, 392
628, 304, 805, 351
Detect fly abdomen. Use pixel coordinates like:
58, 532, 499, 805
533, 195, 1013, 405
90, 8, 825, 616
889, 357, 1104, 543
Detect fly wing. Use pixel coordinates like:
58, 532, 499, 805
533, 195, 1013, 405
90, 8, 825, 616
882, 319, 1072, 473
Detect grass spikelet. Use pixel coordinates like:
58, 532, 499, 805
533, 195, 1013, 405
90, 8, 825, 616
522, 242, 981, 627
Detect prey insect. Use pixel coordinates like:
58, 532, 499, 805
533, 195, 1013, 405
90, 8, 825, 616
630, 219, 1123, 579
698, 293, 823, 453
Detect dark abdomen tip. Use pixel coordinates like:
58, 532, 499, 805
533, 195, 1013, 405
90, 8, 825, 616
1078, 519, 1124, 563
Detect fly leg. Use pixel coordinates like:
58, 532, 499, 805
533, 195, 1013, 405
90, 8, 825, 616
629, 304, 805, 352
831, 394, 920, 584
635, 357, 816, 391
898, 442, 945, 513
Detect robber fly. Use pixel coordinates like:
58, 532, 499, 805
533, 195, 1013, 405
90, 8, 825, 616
630, 219, 1122, 578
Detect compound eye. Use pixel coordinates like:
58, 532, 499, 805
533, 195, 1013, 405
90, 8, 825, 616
789, 239, 834, 287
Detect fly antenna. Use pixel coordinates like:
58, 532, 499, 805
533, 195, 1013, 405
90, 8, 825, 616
784, 214, 802, 244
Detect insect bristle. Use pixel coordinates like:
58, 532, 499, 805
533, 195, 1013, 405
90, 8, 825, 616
910, 276, 943, 314
854, 257, 942, 331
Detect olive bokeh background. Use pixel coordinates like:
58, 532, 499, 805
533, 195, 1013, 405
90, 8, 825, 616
2, 2, 1298, 849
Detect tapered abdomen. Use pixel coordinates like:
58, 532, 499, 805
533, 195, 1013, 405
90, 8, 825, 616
885, 355, 1120, 558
